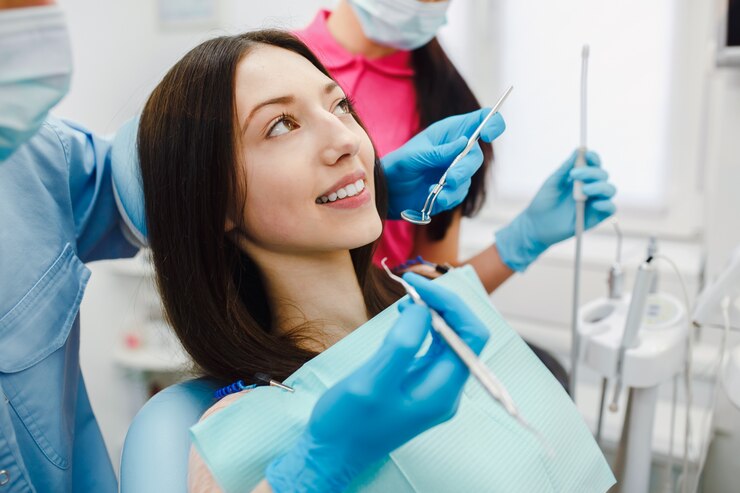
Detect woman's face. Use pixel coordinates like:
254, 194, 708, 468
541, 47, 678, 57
231, 45, 381, 256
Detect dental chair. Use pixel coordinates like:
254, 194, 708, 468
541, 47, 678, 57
119, 377, 220, 493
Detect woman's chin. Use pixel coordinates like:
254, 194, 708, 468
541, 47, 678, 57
345, 222, 383, 251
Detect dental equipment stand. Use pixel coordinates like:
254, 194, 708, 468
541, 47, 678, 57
578, 241, 688, 493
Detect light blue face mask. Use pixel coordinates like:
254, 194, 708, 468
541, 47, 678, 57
347, 0, 450, 51
0, 6, 72, 161
191, 266, 615, 493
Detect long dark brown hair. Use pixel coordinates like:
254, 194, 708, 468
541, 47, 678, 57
412, 39, 494, 241
138, 30, 404, 385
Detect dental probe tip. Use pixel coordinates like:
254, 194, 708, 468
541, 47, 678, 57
582, 44, 590, 58
272, 381, 295, 392
255, 372, 295, 392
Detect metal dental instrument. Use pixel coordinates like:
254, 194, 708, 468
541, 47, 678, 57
214, 372, 294, 400
569, 45, 590, 401
609, 257, 655, 413
255, 372, 294, 393
400, 85, 514, 225
380, 259, 553, 455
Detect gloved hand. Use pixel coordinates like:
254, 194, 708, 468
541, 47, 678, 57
495, 150, 617, 272
382, 108, 506, 219
265, 273, 490, 493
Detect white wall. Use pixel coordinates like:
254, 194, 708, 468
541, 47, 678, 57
55, 0, 335, 133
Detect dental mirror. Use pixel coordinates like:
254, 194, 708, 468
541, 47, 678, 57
400, 209, 429, 224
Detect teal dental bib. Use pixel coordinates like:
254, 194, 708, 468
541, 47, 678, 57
190, 266, 615, 492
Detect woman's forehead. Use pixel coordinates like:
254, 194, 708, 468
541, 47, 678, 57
235, 45, 332, 101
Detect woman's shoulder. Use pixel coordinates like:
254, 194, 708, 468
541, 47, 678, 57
188, 389, 252, 493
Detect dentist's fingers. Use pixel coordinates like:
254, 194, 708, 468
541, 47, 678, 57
444, 142, 484, 189
584, 200, 617, 230
584, 150, 602, 167
569, 167, 608, 183
371, 304, 432, 385
478, 112, 506, 143
582, 181, 616, 199
424, 136, 468, 171
401, 272, 490, 354
588, 199, 617, 215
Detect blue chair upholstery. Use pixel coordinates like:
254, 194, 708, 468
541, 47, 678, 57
120, 378, 220, 493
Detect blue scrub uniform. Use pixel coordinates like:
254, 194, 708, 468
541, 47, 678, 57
0, 118, 137, 492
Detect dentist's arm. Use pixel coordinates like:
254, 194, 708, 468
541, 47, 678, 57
0, 1, 54, 7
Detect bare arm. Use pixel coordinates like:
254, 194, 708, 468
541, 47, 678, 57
188, 390, 273, 493
411, 209, 515, 294
0, 0, 55, 9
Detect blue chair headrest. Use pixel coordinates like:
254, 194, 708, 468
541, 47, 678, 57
120, 378, 220, 493
111, 116, 148, 246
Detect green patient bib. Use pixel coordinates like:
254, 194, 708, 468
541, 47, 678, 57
190, 266, 615, 492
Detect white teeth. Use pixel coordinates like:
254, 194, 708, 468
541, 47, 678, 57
318, 179, 366, 204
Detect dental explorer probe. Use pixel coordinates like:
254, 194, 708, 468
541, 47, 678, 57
569, 45, 590, 401
380, 259, 553, 455
400, 85, 513, 225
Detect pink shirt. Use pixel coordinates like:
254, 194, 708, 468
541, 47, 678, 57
295, 10, 418, 267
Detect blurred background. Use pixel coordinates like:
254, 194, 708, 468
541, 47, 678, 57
51, 1, 740, 490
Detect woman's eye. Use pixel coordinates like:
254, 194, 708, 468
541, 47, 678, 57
333, 98, 351, 116
268, 116, 299, 137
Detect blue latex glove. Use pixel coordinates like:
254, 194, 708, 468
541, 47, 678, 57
382, 108, 506, 219
265, 274, 490, 493
495, 150, 617, 272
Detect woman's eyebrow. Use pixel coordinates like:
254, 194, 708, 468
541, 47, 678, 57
324, 81, 339, 94
242, 96, 295, 133
242, 95, 294, 133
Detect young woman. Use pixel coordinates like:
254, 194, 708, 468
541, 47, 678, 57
136, 30, 494, 492
134, 29, 613, 493
296, 0, 617, 292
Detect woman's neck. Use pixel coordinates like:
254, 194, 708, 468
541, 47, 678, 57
326, 0, 398, 59
254, 249, 369, 351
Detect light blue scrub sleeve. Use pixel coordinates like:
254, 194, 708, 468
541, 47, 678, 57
191, 266, 616, 492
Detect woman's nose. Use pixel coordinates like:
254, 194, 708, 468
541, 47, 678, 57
318, 113, 361, 166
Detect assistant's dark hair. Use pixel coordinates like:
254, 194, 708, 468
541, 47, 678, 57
412, 39, 494, 241
138, 30, 404, 385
